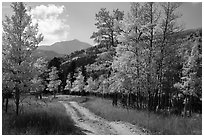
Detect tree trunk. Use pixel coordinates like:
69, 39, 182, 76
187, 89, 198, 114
40, 94, 42, 99
15, 88, 20, 115
3, 95, 5, 107
148, 92, 151, 111
189, 95, 192, 117
183, 96, 188, 117
5, 97, 9, 113
115, 93, 118, 106
54, 90, 56, 98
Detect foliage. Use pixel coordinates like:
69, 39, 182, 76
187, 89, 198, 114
87, 8, 125, 79
31, 57, 48, 95
91, 8, 124, 47
64, 74, 72, 91
83, 2, 201, 115
2, 2, 43, 115
174, 33, 202, 116
51, 2, 202, 116
85, 77, 98, 93
72, 71, 85, 93
111, 2, 159, 96
47, 67, 62, 97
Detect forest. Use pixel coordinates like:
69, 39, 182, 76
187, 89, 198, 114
2, 2, 202, 135
48, 3, 202, 117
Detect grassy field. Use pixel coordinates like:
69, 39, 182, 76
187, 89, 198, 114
79, 97, 202, 135
2, 96, 84, 135
3, 95, 201, 135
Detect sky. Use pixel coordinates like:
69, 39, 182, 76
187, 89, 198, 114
2, 2, 202, 46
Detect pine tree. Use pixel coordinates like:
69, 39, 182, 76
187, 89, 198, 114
91, 8, 124, 48
89, 8, 124, 79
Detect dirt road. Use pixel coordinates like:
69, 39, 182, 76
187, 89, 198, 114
60, 101, 147, 135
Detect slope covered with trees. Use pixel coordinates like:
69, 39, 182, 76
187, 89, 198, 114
51, 2, 202, 116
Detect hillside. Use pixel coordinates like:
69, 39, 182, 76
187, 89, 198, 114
38, 39, 92, 55
55, 28, 202, 85
32, 49, 64, 60
61, 28, 202, 67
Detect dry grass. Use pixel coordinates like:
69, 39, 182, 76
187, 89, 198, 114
2, 96, 84, 135
81, 97, 202, 135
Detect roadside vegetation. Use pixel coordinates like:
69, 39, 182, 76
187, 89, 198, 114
2, 96, 84, 135
79, 97, 202, 135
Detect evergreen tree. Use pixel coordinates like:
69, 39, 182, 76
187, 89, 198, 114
89, 8, 124, 79
91, 8, 124, 48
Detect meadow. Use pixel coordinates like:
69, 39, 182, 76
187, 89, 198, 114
2, 95, 202, 135
79, 96, 202, 135
2, 96, 84, 135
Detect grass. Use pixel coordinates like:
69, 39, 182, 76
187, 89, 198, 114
53, 94, 90, 103
80, 97, 202, 135
2, 96, 84, 135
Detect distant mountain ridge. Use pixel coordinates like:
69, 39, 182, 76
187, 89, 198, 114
38, 39, 92, 55
60, 28, 202, 68
32, 49, 63, 60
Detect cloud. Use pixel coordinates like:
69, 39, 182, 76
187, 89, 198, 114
2, 5, 10, 9
30, 4, 69, 45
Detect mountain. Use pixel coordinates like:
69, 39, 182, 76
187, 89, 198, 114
32, 49, 63, 60
61, 28, 202, 69
38, 39, 92, 55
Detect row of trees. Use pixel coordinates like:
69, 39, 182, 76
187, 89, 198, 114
110, 2, 182, 112
62, 2, 202, 116
109, 3, 202, 116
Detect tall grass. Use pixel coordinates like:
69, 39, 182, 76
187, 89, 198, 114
2, 96, 84, 135
81, 97, 202, 135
